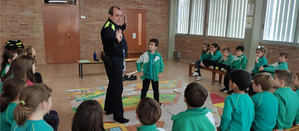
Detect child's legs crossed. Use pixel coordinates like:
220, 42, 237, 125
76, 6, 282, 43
151, 80, 159, 102
141, 78, 150, 99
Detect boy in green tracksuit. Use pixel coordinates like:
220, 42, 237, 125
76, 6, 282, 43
251, 73, 278, 131
273, 70, 298, 130
230, 46, 248, 70
136, 97, 165, 131
222, 45, 248, 93
136, 38, 164, 103
220, 70, 254, 131
259, 52, 288, 76
251, 46, 268, 75
216, 47, 234, 71
172, 82, 216, 131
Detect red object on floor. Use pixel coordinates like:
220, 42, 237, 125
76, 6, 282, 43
210, 93, 225, 104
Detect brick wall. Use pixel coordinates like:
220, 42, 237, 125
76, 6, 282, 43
175, 35, 299, 73
0, 0, 169, 64
80, 0, 169, 59
0, 0, 45, 64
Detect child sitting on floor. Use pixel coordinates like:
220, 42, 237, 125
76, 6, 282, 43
136, 97, 164, 131
172, 82, 216, 131
273, 70, 298, 130
72, 100, 105, 131
251, 73, 278, 131
220, 70, 254, 131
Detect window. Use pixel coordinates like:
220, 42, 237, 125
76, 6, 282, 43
207, 0, 248, 38
263, 0, 299, 43
207, 0, 228, 37
190, 0, 206, 35
227, 0, 248, 38
176, 0, 248, 39
177, 0, 190, 34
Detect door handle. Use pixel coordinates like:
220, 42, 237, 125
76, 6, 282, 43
67, 33, 71, 38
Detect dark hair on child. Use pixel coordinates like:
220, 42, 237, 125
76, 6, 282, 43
108, 6, 121, 15
222, 47, 231, 53
253, 73, 274, 91
211, 43, 220, 51
2, 55, 36, 83
16, 48, 27, 56
149, 38, 159, 47
256, 46, 266, 54
0, 78, 25, 112
202, 43, 210, 54
14, 84, 52, 126
136, 97, 161, 125
72, 100, 105, 131
274, 70, 293, 86
236, 45, 245, 52
1, 50, 17, 76
184, 82, 208, 107
279, 52, 289, 59
229, 70, 252, 91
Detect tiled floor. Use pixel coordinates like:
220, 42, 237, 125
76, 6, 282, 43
38, 59, 227, 131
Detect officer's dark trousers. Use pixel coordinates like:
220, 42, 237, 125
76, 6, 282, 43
103, 56, 124, 118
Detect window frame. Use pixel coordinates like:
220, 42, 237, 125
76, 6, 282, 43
260, 0, 299, 45
176, 0, 247, 40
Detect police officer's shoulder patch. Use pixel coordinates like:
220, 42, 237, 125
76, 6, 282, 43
104, 21, 115, 31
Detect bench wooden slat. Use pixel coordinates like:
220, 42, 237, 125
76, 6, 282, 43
78, 58, 139, 79
189, 63, 225, 85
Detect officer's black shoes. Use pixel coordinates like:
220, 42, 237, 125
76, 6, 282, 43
114, 117, 129, 123
123, 75, 137, 81
122, 75, 129, 81
127, 75, 137, 81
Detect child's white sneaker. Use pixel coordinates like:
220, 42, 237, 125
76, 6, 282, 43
192, 72, 199, 76
196, 76, 201, 81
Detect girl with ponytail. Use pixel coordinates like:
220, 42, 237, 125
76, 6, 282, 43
0, 78, 25, 131
12, 84, 53, 131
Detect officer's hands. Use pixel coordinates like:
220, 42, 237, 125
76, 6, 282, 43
116, 29, 123, 43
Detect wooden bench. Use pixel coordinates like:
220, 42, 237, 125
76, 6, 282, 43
285, 125, 299, 131
78, 58, 138, 79
189, 63, 226, 85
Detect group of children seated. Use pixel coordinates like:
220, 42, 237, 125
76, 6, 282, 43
0, 40, 298, 131
192, 43, 289, 95
0, 45, 58, 131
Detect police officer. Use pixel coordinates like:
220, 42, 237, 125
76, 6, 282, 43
100, 6, 129, 123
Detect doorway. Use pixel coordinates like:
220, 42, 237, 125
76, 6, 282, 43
123, 9, 146, 58
44, 4, 80, 63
